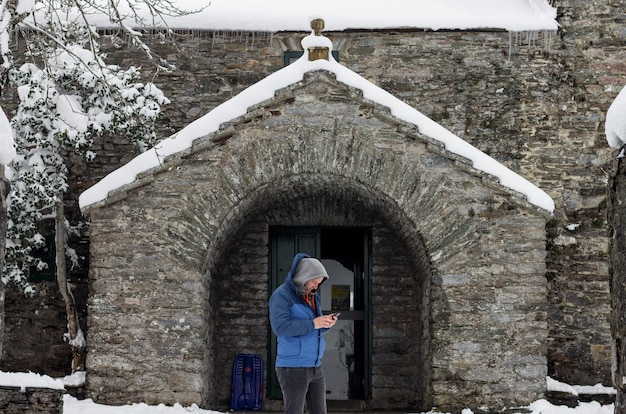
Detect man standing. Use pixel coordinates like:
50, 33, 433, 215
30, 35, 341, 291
269, 253, 339, 414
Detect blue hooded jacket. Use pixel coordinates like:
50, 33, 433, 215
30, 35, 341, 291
269, 253, 329, 368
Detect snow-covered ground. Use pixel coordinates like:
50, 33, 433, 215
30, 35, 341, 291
0, 371, 616, 414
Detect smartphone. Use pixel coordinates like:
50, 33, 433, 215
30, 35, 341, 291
332, 312, 341, 319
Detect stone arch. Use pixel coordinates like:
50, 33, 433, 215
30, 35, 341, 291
163, 74, 499, 279
199, 172, 433, 410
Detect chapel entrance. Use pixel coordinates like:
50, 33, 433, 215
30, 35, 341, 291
268, 226, 371, 402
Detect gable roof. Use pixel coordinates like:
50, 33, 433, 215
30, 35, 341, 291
79, 29, 555, 214
77, 0, 559, 33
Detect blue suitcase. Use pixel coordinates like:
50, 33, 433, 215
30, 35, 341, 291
231, 354, 264, 410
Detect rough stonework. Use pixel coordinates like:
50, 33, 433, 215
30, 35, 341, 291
609, 157, 626, 413
83, 71, 549, 412
0, 386, 65, 414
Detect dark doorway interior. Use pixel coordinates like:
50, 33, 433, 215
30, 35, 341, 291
269, 226, 371, 401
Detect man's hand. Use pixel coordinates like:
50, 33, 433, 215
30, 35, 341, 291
313, 314, 337, 329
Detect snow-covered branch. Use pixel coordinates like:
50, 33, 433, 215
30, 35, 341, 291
0, 0, 196, 373
2, 1, 189, 290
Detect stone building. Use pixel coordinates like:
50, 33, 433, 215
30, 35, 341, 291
79, 28, 553, 411
1, 0, 624, 412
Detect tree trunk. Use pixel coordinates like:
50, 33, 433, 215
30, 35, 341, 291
609, 156, 626, 414
55, 196, 85, 373
0, 168, 10, 360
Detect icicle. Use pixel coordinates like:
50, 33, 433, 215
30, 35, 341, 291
508, 31, 513, 60
507, 29, 555, 60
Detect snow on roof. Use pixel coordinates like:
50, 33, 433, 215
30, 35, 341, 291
606, 84, 626, 151
75, 0, 559, 32
79, 29, 555, 213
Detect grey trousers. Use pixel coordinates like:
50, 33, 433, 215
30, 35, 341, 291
276, 367, 327, 414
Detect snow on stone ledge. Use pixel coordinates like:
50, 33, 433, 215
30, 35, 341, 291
0, 371, 65, 391
62, 371, 86, 387
547, 376, 616, 396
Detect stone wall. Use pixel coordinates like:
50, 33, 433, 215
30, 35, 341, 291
609, 157, 626, 413
2, 282, 75, 377
0, 386, 64, 414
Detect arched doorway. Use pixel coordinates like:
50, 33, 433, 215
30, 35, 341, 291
209, 180, 432, 411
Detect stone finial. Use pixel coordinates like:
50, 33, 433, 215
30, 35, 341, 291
311, 19, 325, 36
308, 19, 329, 61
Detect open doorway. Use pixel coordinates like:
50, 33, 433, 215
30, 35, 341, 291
268, 226, 371, 401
